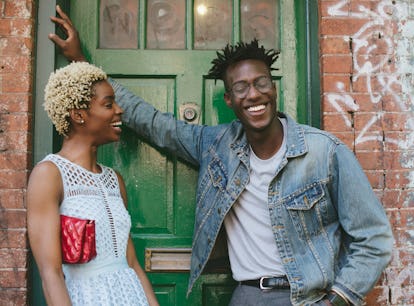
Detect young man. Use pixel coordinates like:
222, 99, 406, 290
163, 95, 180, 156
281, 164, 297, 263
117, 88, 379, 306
49, 6, 393, 306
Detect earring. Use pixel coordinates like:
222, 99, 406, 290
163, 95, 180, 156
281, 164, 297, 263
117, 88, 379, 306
80, 119, 85, 124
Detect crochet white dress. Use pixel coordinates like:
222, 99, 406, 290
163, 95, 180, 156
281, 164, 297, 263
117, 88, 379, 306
43, 154, 149, 306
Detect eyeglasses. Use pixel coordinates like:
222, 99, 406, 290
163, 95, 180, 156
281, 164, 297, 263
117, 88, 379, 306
229, 76, 273, 99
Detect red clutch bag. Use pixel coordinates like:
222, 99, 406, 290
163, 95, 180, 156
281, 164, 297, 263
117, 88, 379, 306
60, 215, 97, 264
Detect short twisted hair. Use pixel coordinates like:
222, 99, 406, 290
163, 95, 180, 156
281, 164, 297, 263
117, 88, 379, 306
44, 61, 107, 136
208, 39, 280, 89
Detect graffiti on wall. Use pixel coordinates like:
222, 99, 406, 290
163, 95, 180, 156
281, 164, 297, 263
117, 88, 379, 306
326, 1, 414, 304
326, 0, 414, 173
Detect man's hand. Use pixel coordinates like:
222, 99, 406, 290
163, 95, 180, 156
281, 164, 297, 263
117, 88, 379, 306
48, 5, 86, 62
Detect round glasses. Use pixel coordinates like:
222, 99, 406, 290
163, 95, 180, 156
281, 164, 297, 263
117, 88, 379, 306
229, 76, 273, 99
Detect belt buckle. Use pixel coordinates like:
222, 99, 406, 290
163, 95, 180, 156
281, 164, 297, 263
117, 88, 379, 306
259, 277, 272, 290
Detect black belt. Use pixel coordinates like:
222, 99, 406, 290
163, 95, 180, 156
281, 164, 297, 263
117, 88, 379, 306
240, 276, 290, 290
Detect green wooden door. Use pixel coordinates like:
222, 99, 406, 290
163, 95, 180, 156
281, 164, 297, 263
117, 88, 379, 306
37, 1, 318, 305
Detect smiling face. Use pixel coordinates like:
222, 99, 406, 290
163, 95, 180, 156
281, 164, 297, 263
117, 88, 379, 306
224, 59, 278, 136
81, 80, 123, 145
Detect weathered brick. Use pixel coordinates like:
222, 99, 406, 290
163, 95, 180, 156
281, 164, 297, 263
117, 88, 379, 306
0, 132, 32, 152
320, 18, 369, 36
0, 189, 26, 209
382, 190, 414, 209
385, 170, 412, 189
321, 75, 351, 93
0, 229, 27, 248
3, 1, 33, 19
354, 131, 384, 151
365, 170, 385, 189
1, 73, 32, 93
0, 93, 32, 113
322, 113, 354, 131
321, 55, 353, 73
0, 269, 27, 288
382, 112, 411, 131
0, 249, 28, 269
320, 37, 351, 55
356, 151, 384, 170
0, 290, 27, 306
0, 210, 27, 229
0, 170, 28, 189
353, 112, 383, 132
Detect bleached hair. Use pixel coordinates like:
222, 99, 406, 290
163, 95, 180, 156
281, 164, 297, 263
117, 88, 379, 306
44, 61, 107, 136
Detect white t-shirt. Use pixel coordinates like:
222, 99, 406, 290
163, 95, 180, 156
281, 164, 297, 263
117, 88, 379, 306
224, 118, 287, 281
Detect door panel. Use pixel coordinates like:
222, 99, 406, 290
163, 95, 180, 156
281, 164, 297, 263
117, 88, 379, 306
68, 1, 301, 305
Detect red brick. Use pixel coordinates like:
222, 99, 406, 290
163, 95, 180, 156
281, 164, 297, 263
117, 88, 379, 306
353, 93, 382, 112
387, 209, 413, 231
382, 112, 410, 131
0, 94, 32, 113
2, 73, 32, 93
319, 1, 351, 18
385, 170, 412, 189
321, 55, 352, 73
0, 270, 27, 288
0, 56, 31, 74
355, 151, 384, 170
0, 210, 27, 229
0, 189, 26, 209
320, 18, 369, 36
0, 37, 33, 56
355, 133, 383, 151
320, 37, 351, 55
322, 113, 354, 132
321, 75, 351, 93
365, 170, 385, 189
0, 113, 31, 131
353, 112, 382, 132
0, 249, 27, 269
365, 286, 390, 306
0, 170, 28, 189
4, 1, 34, 19
329, 131, 355, 149
0, 132, 32, 152
351, 75, 381, 93
0, 229, 27, 248
0, 290, 27, 306
382, 190, 413, 209
383, 131, 413, 151
384, 150, 414, 170
352, 33, 395, 56
381, 94, 404, 112
322, 93, 359, 113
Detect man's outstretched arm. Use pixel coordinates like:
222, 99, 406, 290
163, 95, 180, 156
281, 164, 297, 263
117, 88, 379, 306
48, 5, 86, 62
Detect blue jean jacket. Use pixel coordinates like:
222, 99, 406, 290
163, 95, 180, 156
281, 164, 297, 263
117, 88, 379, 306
110, 80, 393, 306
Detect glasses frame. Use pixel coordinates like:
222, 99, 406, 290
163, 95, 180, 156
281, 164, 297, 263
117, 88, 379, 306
229, 76, 274, 99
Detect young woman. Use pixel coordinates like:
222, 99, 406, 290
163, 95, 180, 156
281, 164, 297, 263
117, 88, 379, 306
27, 62, 159, 306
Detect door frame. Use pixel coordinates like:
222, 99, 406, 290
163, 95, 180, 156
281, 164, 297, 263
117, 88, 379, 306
30, 0, 320, 304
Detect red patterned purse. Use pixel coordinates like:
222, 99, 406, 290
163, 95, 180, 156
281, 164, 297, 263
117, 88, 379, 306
60, 215, 97, 264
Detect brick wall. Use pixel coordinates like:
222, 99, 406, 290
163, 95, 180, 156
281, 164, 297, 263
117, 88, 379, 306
0, 0, 412, 305
319, 0, 414, 305
0, 0, 35, 305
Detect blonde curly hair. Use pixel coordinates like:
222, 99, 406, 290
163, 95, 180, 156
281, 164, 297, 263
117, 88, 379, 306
44, 61, 107, 136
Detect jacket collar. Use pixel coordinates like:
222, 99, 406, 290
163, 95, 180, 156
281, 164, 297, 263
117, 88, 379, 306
230, 112, 308, 160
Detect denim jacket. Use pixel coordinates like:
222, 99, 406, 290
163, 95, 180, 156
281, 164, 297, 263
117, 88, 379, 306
111, 80, 393, 306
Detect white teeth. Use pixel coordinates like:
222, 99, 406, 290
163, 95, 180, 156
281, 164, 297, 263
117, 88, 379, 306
111, 121, 122, 127
248, 104, 266, 112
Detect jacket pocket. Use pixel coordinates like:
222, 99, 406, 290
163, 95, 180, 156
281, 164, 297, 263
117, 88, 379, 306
284, 182, 328, 240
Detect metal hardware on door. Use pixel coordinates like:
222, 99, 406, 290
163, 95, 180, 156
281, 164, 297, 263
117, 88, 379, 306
179, 102, 200, 124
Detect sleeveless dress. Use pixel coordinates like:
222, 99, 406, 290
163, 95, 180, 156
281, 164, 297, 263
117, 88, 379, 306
42, 154, 149, 306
